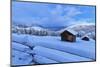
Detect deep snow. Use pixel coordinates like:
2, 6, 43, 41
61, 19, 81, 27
12, 34, 95, 59
12, 33, 95, 65
34, 55, 58, 64
12, 49, 33, 65
33, 46, 92, 63
12, 42, 32, 54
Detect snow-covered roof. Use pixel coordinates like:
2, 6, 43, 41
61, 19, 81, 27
60, 28, 77, 35
66, 29, 77, 35
81, 35, 90, 39
59, 27, 77, 35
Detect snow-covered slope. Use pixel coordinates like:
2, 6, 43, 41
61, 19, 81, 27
12, 50, 33, 65
34, 55, 58, 64
33, 46, 92, 63
12, 42, 31, 54
58, 23, 95, 40
12, 25, 59, 36
12, 23, 96, 65
67, 23, 95, 33
58, 23, 95, 33
12, 34, 95, 59
12, 33, 95, 65
12, 23, 95, 39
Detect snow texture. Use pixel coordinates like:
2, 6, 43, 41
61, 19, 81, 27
34, 55, 58, 64
12, 42, 31, 54
12, 34, 95, 59
12, 33, 95, 65
27, 35, 95, 59
12, 34, 31, 47
12, 50, 33, 65
33, 46, 92, 63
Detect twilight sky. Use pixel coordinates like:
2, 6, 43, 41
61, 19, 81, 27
12, 1, 96, 28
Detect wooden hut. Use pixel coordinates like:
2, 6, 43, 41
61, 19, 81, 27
60, 29, 77, 42
81, 36, 90, 41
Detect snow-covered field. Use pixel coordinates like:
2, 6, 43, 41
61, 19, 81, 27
12, 33, 95, 65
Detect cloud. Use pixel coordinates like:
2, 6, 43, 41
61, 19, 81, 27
64, 7, 82, 18
12, 2, 95, 28
38, 5, 83, 27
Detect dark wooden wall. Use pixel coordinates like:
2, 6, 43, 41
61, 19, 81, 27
61, 31, 76, 42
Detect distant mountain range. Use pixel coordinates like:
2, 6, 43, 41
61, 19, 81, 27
67, 23, 95, 33
58, 23, 95, 40
12, 23, 95, 40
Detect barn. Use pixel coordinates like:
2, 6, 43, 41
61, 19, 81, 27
60, 29, 77, 42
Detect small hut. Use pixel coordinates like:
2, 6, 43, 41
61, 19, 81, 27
60, 29, 77, 42
81, 35, 90, 41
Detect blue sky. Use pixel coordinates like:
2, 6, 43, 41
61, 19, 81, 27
12, 1, 96, 28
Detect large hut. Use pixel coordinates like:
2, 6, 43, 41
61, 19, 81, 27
60, 29, 77, 42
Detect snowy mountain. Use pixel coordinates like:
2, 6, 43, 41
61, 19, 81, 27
67, 23, 95, 33
12, 23, 95, 40
12, 23, 96, 65
58, 23, 95, 40
12, 25, 60, 36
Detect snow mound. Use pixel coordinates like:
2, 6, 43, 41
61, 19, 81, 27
34, 55, 58, 64
12, 50, 33, 65
12, 42, 32, 54
26, 35, 95, 59
12, 33, 95, 65
12, 34, 95, 59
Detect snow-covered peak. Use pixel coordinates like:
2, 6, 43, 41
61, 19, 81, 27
67, 23, 95, 29
31, 26, 45, 31
65, 23, 95, 34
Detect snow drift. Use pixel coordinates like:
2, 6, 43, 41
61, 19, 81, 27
33, 46, 92, 63
34, 55, 58, 64
12, 34, 95, 59
12, 50, 33, 65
